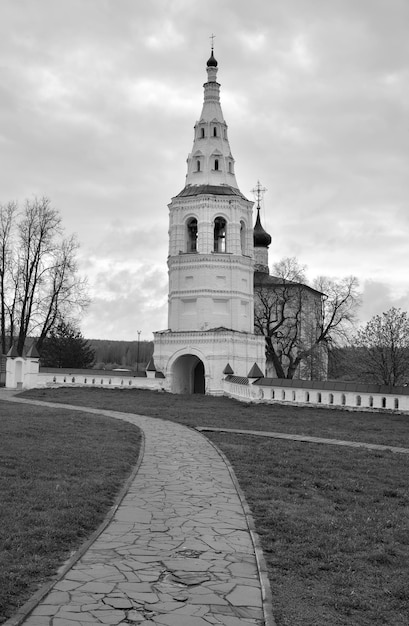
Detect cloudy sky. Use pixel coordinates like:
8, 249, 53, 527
1, 0, 408, 340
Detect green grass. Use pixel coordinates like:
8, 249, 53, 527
10, 388, 409, 625
0, 401, 141, 624
21, 386, 409, 447
209, 433, 409, 626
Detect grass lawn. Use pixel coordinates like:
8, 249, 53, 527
21, 386, 409, 448
0, 400, 141, 625
11, 388, 409, 625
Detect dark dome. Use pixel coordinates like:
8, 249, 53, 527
253, 208, 272, 247
207, 51, 218, 67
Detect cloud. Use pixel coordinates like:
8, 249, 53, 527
0, 0, 408, 339
81, 264, 168, 340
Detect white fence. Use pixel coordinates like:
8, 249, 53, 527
37, 368, 165, 392
223, 377, 409, 413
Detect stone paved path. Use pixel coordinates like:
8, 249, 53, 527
1, 396, 273, 626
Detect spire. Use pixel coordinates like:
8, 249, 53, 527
252, 181, 271, 248
207, 34, 217, 67
184, 44, 240, 190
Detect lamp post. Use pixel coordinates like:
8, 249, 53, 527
136, 330, 141, 372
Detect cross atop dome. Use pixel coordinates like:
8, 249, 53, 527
252, 180, 271, 255
251, 180, 267, 209
207, 34, 218, 67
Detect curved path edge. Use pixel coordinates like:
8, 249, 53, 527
2, 395, 276, 626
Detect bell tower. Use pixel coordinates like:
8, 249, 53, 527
153, 47, 265, 394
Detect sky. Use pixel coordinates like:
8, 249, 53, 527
0, 0, 408, 341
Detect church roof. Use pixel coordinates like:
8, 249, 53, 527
254, 271, 324, 297
6, 344, 20, 358
176, 184, 248, 200
247, 363, 264, 378
207, 50, 218, 67
253, 207, 272, 247
26, 343, 40, 358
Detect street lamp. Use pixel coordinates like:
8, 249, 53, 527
136, 330, 141, 372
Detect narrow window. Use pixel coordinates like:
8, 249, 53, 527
201, 127, 205, 138
382, 397, 386, 408
187, 218, 198, 252
240, 221, 245, 254
229, 161, 233, 173
329, 393, 334, 404
214, 159, 219, 171
292, 391, 296, 401
394, 398, 399, 409
341, 394, 346, 406
213, 127, 217, 137
281, 390, 285, 400
272, 390, 275, 399
196, 160, 201, 172
317, 392, 322, 403
214, 217, 226, 252
369, 396, 373, 407
356, 395, 361, 406
306, 392, 310, 402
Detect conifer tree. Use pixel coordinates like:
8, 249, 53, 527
40, 320, 95, 368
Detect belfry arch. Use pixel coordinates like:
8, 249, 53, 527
171, 354, 206, 394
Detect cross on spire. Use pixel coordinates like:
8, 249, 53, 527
251, 180, 267, 207
210, 33, 216, 51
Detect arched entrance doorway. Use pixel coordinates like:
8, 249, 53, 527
171, 354, 205, 394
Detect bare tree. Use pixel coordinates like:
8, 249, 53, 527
0, 202, 16, 354
0, 197, 89, 355
354, 308, 409, 386
254, 257, 360, 379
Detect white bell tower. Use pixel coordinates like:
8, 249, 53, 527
153, 47, 265, 394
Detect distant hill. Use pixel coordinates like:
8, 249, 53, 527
88, 339, 154, 371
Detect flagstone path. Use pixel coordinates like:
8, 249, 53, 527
1, 395, 274, 626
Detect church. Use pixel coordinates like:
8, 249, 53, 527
152, 47, 326, 394
152, 47, 266, 394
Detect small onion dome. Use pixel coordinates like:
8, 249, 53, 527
207, 50, 218, 67
253, 207, 272, 247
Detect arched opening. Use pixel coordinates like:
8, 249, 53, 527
171, 354, 205, 394
213, 127, 217, 137
201, 127, 205, 138
214, 217, 226, 252
187, 218, 198, 252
